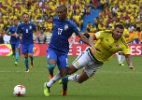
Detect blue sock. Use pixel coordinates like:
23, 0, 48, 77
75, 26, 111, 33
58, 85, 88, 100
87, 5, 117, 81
24, 58, 29, 70
15, 51, 19, 62
30, 56, 34, 64
62, 76, 68, 91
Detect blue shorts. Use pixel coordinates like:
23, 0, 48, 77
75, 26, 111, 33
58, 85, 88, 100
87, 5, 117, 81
11, 42, 20, 50
47, 48, 68, 69
22, 44, 34, 54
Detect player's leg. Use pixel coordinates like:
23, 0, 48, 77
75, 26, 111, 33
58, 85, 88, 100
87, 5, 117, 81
15, 43, 20, 66
44, 48, 57, 96
58, 54, 68, 96
11, 44, 15, 60
68, 48, 103, 83
68, 70, 89, 83
44, 72, 61, 96
22, 44, 29, 72
24, 53, 29, 72
68, 61, 103, 83
28, 44, 34, 68
117, 52, 125, 66
60, 68, 68, 96
120, 55, 125, 66
46, 48, 57, 80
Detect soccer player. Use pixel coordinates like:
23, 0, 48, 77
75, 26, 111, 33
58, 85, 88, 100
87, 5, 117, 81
46, 24, 135, 91
44, 5, 94, 96
6, 19, 20, 66
16, 12, 36, 72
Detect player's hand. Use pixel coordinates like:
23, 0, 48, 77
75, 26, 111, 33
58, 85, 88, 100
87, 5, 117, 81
14, 33, 19, 38
128, 65, 135, 71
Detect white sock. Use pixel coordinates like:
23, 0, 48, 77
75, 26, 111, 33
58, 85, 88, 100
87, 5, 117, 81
68, 74, 79, 82
47, 72, 61, 87
117, 54, 121, 63
120, 55, 125, 63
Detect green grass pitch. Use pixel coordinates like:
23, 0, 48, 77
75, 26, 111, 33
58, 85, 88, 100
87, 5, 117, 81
0, 56, 142, 100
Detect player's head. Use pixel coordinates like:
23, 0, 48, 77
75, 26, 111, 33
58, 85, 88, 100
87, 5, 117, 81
56, 5, 67, 21
22, 12, 29, 23
112, 24, 124, 40
13, 19, 19, 26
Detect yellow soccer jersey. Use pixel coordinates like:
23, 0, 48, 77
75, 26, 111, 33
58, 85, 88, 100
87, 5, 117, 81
91, 31, 130, 62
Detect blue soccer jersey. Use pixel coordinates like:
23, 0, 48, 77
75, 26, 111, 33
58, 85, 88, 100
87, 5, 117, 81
7, 25, 20, 44
16, 22, 36, 44
49, 16, 80, 53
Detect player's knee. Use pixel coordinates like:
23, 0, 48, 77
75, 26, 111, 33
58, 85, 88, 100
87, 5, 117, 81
47, 64, 56, 72
77, 79, 83, 83
62, 76, 68, 84
77, 75, 88, 83
24, 58, 28, 60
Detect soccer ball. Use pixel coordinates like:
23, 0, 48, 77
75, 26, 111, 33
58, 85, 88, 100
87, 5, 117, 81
13, 85, 26, 96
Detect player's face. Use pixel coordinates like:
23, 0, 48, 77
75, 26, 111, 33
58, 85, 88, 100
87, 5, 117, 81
23, 14, 29, 23
112, 27, 124, 40
14, 20, 19, 26
57, 8, 67, 21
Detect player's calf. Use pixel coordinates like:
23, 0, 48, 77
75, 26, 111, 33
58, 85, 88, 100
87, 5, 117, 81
47, 64, 56, 80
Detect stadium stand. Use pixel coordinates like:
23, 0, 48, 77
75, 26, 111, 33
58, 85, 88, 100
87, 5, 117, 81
0, 0, 141, 44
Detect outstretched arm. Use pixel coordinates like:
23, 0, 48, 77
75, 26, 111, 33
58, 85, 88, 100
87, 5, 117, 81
78, 34, 96, 54
78, 34, 94, 47
125, 54, 135, 71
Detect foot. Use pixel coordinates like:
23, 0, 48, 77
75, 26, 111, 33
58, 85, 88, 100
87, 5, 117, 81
15, 62, 18, 66
30, 62, 34, 68
44, 82, 50, 96
119, 63, 124, 66
62, 89, 68, 96
25, 69, 30, 72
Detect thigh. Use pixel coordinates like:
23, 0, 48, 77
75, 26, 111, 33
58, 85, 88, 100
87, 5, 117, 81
15, 42, 20, 49
47, 48, 57, 63
57, 54, 68, 69
72, 50, 90, 69
83, 59, 103, 78
28, 44, 34, 54
22, 44, 28, 54
11, 44, 15, 50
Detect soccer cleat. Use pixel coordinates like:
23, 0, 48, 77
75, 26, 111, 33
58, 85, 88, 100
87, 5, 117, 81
25, 69, 30, 72
58, 79, 62, 84
119, 63, 124, 66
62, 89, 68, 96
44, 82, 50, 96
15, 62, 18, 66
30, 62, 34, 68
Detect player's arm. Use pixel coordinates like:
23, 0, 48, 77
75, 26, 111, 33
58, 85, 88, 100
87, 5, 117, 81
78, 34, 94, 47
15, 25, 22, 38
124, 54, 135, 71
6, 27, 15, 37
6, 28, 11, 35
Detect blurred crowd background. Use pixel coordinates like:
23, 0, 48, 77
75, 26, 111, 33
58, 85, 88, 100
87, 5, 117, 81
0, 0, 141, 44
